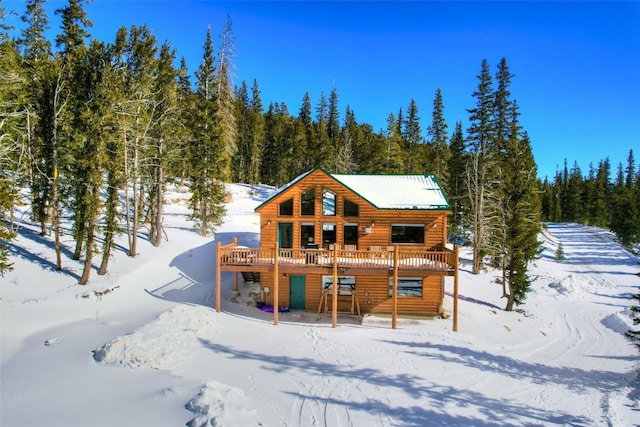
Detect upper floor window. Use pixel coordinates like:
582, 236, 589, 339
322, 189, 336, 216
279, 198, 293, 216
301, 188, 315, 216
391, 224, 425, 244
344, 198, 359, 217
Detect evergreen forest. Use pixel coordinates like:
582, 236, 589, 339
1, 1, 639, 312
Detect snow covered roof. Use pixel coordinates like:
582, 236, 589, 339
331, 173, 450, 210
257, 169, 450, 210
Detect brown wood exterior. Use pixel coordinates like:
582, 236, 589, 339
216, 169, 460, 328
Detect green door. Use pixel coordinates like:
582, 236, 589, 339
290, 275, 306, 310
278, 222, 293, 249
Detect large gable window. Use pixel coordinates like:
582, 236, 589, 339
279, 198, 293, 216
344, 198, 359, 217
322, 189, 336, 216
391, 224, 425, 244
301, 188, 315, 216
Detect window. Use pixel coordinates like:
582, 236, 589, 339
279, 198, 293, 216
389, 277, 423, 297
322, 189, 336, 216
301, 223, 316, 248
343, 224, 358, 247
301, 188, 315, 216
322, 223, 336, 248
322, 275, 355, 295
344, 198, 359, 217
391, 224, 425, 244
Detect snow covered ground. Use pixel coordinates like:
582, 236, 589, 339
2, 183, 639, 426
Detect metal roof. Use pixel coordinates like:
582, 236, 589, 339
331, 173, 450, 210
255, 169, 450, 211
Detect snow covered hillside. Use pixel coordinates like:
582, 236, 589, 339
2, 184, 639, 426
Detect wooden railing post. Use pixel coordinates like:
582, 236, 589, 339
332, 243, 338, 328
392, 245, 398, 329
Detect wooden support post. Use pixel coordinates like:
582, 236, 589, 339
392, 245, 399, 329
273, 242, 279, 325
332, 243, 338, 328
215, 241, 221, 312
234, 272, 239, 296
453, 246, 460, 332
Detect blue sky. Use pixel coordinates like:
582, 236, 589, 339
6, 1, 640, 180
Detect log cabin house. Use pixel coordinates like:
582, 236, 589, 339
215, 169, 460, 329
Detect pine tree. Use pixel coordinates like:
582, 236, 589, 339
312, 91, 331, 169
610, 154, 639, 247
98, 28, 127, 275
589, 158, 611, 228
492, 58, 513, 163
502, 104, 542, 310
261, 102, 289, 185
466, 59, 496, 274
191, 27, 226, 236
297, 92, 314, 171
148, 41, 181, 247
54, 0, 92, 57
44, 0, 93, 270
232, 79, 264, 184
247, 79, 265, 184
334, 106, 358, 173
328, 86, 340, 172
214, 15, 236, 181
565, 162, 585, 223
447, 121, 468, 244
403, 98, 423, 174
381, 113, 404, 173
426, 88, 450, 185
232, 80, 250, 183
119, 25, 159, 256
19, 0, 54, 236
77, 40, 109, 285
174, 56, 194, 183
0, 17, 25, 275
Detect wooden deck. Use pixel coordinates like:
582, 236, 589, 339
214, 240, 461, 331
217, 243, 457, 276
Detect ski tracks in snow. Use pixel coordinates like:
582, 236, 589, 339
287, 327, 395, 426
537, 224, 639, 425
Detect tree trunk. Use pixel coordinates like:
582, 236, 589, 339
73, 228, 83, 260
79, 229, 94, 285
98, 230, 112, 275
54, 203, 62, 271
505, 284, 516, 311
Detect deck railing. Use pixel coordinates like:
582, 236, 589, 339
218, 244, 456, 272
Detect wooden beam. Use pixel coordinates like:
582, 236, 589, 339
392, 245, 398, 329
332, 244, 338, 328
215, 241, 221, 313
453, 246, 460, 332
273, 242, 279, 325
